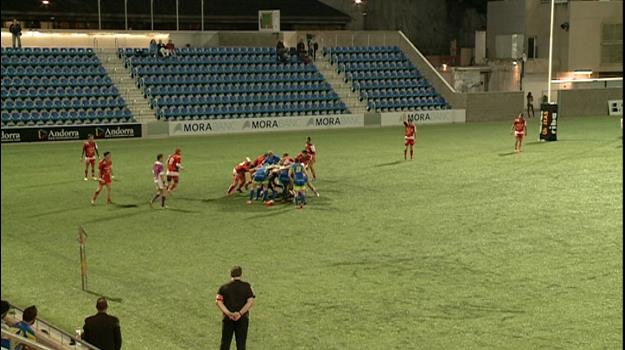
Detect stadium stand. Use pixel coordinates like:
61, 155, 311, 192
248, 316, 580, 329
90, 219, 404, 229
0, 47, 134, 127
323, 46, 450, 112
118, 47, 349, 120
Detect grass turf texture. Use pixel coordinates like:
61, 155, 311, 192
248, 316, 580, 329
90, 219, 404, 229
1, 116, 622, 350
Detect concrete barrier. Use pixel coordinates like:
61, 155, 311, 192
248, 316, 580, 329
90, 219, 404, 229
558, 88, 624, 117
465, 91, 524, 122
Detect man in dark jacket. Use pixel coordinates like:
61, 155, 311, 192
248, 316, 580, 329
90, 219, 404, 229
83, 297, 122, 350
9, 19, 22, 48
276, 40, 288, 63
216, 266, 256, 350
296, 39, 307, 63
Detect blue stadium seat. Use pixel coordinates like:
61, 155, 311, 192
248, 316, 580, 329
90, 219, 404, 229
1, 47, 134, 126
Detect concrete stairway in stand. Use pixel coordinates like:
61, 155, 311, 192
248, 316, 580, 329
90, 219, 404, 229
314, 54, 368, 115
96, 48, 155, 123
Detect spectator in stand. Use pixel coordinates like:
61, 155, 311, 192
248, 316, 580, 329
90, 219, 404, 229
311, 38, 319, 62
82, 297, 122, 350
14, 306, 37, 349
1, 300, 17, 326
307, 36, 313, 58
2, 303, 71, 350
164, 39, 176, 57
9, 19, 22, 48
157, 39, 165, 57
296, 39, 307, 63
148, 39, 159, 57
1, 300, 18, 348
276, 40, 288, 63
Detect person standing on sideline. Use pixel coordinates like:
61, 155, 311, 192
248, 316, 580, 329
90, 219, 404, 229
526, 92, 535, 118
305, 136, 317, 180
82, 297, 122, 350
9, 19, 22, 48
81, 134, 100, 181
511, 113, 527, 153
216, 266, 256, 350
91, 151, 113, 205
403, 117, 416, 160
150, 153, 168, 209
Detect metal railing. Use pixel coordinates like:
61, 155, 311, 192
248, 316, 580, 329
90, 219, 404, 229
1, 328, 54, 350
9, 306, 100, 350
397, 31, 456, 94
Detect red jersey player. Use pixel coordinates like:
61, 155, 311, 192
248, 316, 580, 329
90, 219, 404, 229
305, 136, 317, 180
227, 157, 252, 195
252, 153, 266, 167
91, 151, 112, 205
166, 148, 183, 192
245, 153, 267, 189
512, 113, 527, 153
295, 150, 312, 168
81, 134, 100, 181
403, 119, 416, 160
280, 153, 294, 166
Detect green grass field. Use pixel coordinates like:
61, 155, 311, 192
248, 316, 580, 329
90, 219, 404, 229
1, 116, 622, 349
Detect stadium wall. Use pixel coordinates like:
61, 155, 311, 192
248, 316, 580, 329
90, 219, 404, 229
396, 31, 467, 110
465, 92, 524, 122
215, 32, 280, 47
558, 88, 623, 118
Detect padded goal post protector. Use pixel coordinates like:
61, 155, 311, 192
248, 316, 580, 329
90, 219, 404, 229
539, 103, 558, 142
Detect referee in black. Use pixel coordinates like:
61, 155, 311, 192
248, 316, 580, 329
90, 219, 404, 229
216, 266, 255, 350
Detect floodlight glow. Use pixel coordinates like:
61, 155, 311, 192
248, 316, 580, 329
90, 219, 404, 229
42, 0, 50, 4
551, 77, 622, 84
573, 69, 592, 75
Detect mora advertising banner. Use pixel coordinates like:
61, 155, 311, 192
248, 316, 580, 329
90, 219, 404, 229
168, 114, 364, 136
380, 109, 466, 126
1, 124, 142, 143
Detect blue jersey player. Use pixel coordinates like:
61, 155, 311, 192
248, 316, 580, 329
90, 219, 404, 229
290, 162, 308, 209
278, 166, 292, 201
263, 151, 281, 165
247, 164, 270, 205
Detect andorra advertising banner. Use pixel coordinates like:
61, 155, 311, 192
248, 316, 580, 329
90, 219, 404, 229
380, 109, 466, 126
168, 114, 364, 136
1, 124, 142, 143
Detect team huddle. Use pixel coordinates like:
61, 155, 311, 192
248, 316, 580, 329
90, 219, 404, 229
226, 137, 319, 209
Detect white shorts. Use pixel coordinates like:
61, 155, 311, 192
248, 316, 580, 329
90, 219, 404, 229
154, 179, 165, 190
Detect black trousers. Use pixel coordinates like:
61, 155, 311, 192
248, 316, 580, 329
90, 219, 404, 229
220, 317, 249, 350
527, 104, 535, 118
